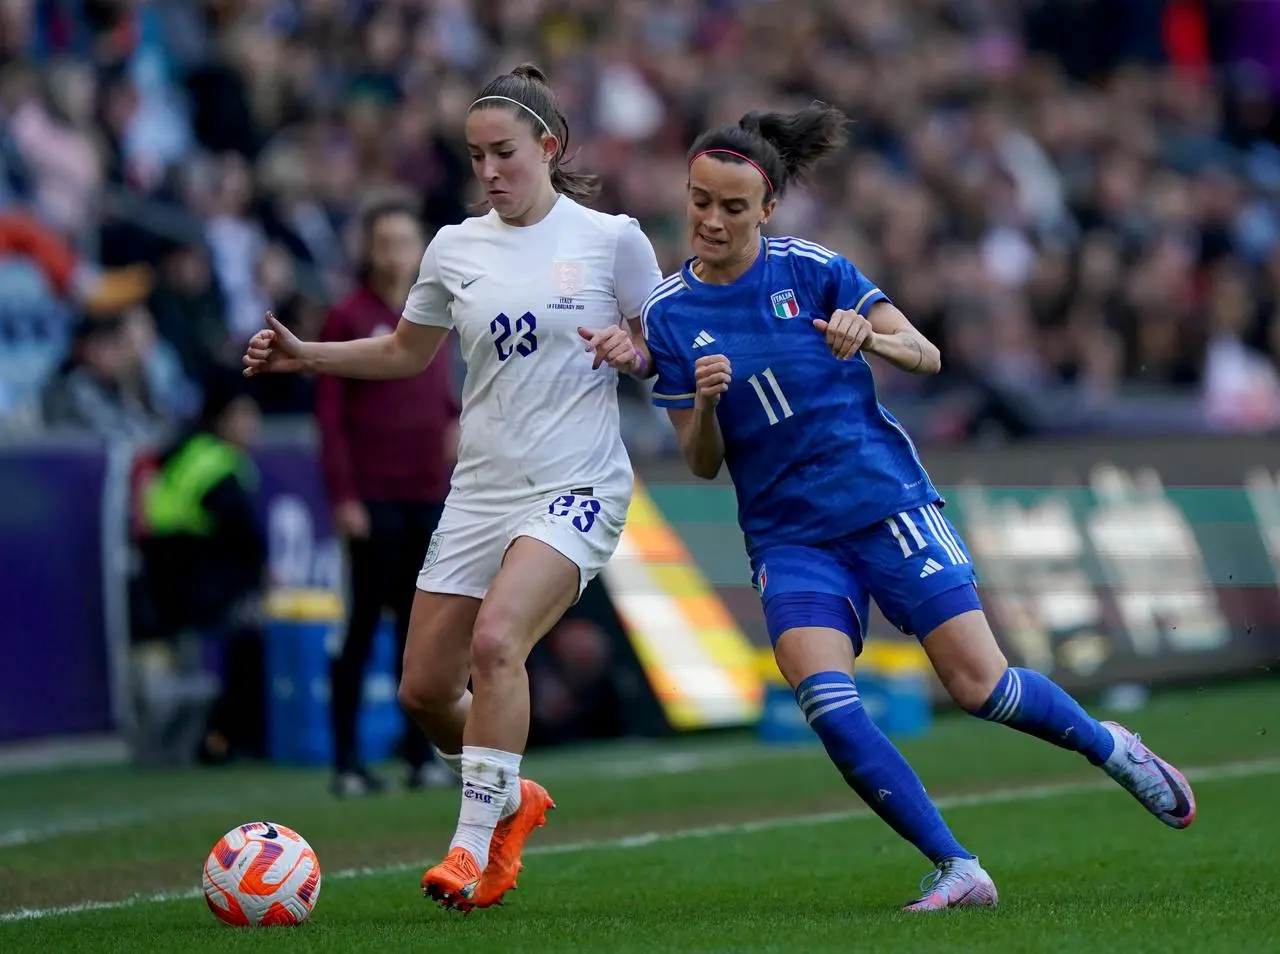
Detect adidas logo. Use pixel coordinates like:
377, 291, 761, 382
919, 558, 944, 578
692, 330, 716, 348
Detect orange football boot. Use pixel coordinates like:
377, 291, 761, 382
421, 846, 483, 912
472, 778, 556, 908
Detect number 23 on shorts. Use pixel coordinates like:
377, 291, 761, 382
548, 493, 601, 533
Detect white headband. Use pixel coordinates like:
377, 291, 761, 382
468, 95, 554, 138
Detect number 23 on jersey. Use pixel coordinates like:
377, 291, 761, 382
490, 312, 538, 361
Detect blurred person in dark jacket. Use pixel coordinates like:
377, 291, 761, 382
139, 373, 268, 762
146, 240, 232, 388
316, 199, 460, 797
42, 310, 168, 442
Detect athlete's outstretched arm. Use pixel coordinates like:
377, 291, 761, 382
244, 313, 450, 380
666, 406, 725, 479
306, 318, 450, 379
863, 302, 941, 374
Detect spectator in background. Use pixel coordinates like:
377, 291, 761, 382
5, 0, 1280, 441
202, 151, 271, 340
138, 373, 267, 763
1203, 259, 1280, 429
4, 58, 102, 239
122, 301, 202, 421
41, 310, 170, 441
146, 239, 232, 388
316, 199, 459, 798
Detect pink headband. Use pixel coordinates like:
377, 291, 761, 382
689, 149, 775, 195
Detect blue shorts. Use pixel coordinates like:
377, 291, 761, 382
751, 502, 981, 653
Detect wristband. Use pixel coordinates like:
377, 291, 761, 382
631, 352, 649, 377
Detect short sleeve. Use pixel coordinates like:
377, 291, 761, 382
823, 255, 890, 316
643, 303, 696, 410
402, 237, 453, 328
613, 218, 664, 320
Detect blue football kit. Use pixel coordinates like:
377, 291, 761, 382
642, 236, 980, 649
642, 234, 1193, 891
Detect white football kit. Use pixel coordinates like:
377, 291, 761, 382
403, 196, 663, 598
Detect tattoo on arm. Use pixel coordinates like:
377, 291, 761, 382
902, 333, 924, 372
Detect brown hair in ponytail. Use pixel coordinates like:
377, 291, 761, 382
469, 63, 600, 201
687, 103, 848, 203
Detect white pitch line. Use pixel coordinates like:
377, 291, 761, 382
3, 756, 1277, 924
0, 743, 798, 850
0, 813, 183, 850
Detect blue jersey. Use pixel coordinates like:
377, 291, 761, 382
643, 236, 940, 555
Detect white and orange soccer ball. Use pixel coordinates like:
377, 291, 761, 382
202, 822, 322, 927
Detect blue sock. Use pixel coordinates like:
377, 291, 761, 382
975, 668, 1115, 765
797, 671, 974, 865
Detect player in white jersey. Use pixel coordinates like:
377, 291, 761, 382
242, 63, 663, 911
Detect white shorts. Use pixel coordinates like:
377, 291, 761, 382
416, 486, 630, 601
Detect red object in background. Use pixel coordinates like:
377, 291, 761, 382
1164, 0, 1211, 82
0, 211, 78, 297
128, 451, 161, 540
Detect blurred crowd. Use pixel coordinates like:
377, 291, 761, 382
2, 0, 1280, 445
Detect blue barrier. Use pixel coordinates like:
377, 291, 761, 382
263, 590, 405, 767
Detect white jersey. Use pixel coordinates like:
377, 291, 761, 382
403, 196, 662, 509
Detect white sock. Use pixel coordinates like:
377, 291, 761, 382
449, 746, 522, 869
504, 771, 522, 817
437, 747, 521, 817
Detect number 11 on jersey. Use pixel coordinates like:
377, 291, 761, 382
748, 367, 794, 425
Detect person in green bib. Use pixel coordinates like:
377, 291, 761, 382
140, 373, 267, 763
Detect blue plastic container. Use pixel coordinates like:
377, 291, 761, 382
757, 680, 818, 745
264, 589, 405, 766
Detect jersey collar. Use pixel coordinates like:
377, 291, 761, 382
682, 236, 768, 290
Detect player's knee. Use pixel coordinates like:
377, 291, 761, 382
937, 651, 1008, 712
398, 644, 467, 716
931, 629, 1007, 712
469, 607, 525, 679
396, 676, 424, 715
397, 671, 453, 718
946, 671, 1005, 713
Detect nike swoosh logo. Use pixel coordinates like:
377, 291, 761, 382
461, 277, 481, 288
952, 882, 978, 905
1154, 760, 1192, 818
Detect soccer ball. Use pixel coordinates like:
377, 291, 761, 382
202, 822, 322, 926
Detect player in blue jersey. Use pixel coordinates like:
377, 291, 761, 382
641, 104, 1198, 912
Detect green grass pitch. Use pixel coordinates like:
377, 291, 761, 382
1, 680, 1277, 953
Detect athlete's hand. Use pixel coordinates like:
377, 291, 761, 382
577, 324, 636, 371
813, 309, 874, 360
243, 312, 307, 376
694, 354, 732, 408
333, 500, 370, 539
